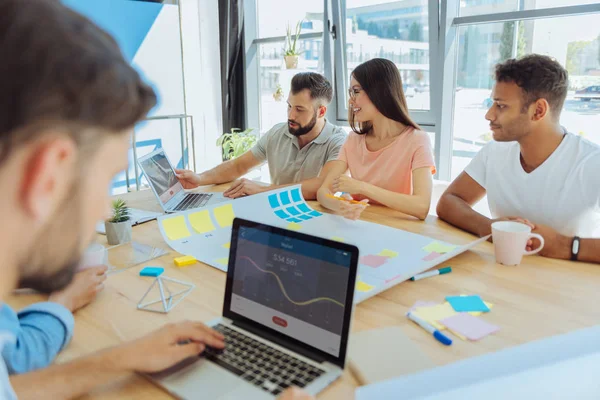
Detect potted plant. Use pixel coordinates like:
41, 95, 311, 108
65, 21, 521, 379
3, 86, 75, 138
216, 128, 257, 161
283, 20, 304, 69
273, 83, 284, 101
105, 199, 131, 245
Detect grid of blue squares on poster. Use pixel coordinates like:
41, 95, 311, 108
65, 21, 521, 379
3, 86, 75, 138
267, 188, 323, 223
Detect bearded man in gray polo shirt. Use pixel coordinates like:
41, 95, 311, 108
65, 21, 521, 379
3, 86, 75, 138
176, 72, 347, 199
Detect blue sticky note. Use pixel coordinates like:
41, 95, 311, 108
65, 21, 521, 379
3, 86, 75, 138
274, 209, 290, 219
288, 217, 302, 223
297, 214, 312, 221
291, 188, 302, 203
279, 191, 291, 206
309, 210, 322, 217
297, 203, 311, 213
446, 295, 490, 313
268, 194, 280, 209
285, 206, 301, 216
140, 267, 164, 277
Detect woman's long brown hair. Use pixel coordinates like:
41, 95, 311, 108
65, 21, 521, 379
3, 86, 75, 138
348, 58, 420, 134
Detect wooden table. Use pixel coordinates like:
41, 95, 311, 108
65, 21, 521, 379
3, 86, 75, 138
7, 185, 600, 399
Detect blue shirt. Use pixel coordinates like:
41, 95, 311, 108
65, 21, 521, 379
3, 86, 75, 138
0, 331, 17, 400
0, 302, 74, 375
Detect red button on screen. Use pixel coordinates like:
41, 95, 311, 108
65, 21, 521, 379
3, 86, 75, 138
272, 316, 288, 328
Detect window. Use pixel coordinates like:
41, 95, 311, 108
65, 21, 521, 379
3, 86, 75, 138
450, 14, 600, 179
460, 0, 600, 16
246, 0, 600, 180
339, 0, 431, 120
248, 1, 325, 134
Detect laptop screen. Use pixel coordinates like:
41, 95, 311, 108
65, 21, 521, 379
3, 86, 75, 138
227, 221, 355, 360
139, 150, 183, 205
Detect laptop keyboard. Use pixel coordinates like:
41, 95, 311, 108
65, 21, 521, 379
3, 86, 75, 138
173, 193, 212, 211
204, 324, 326, 396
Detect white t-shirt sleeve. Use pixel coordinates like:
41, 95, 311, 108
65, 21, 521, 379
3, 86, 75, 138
582, 152, 600, 211
464, 142, 494, 189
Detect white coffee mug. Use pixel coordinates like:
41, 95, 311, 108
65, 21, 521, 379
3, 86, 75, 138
79, 243, 108, 270
491, 221, 545, 266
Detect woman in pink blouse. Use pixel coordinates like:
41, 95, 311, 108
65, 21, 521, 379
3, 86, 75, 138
317, 58, 436, 220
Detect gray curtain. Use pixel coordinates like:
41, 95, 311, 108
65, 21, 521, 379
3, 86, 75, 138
219, 0, 246, 135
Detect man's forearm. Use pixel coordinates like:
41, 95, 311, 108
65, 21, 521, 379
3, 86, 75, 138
10, 346, 128, 399
437, 194, 492, 237
197, 160, 245, 186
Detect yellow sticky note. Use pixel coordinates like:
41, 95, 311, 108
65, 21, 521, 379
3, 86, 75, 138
378, 249, 399, 258
469, 302, 494, 316
174, 255, 196, 267
161, 216, 191, 241
331, 236, 345, 242
412, 303, 458, 331
447, 328, 468, 341
215, 257, 229, 265
287, 222, 302, 231
356, 281, 374, 292
188, 210, 215, 234
422, 242, 457, 254
222, 242, 230, 249
214, 204, 235, 228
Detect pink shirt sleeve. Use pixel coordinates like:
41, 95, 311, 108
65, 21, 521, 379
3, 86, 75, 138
411, 131, 436, 175
337, 134, 352, 163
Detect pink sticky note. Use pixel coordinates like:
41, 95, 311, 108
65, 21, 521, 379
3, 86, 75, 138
422, 252, 442, 261
439, 313, 500, 341
407, 300, 439, 314
360, 254, 389, 268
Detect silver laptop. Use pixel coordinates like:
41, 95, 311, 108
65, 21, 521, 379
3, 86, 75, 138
138, 148, 219, 213
148, 218, 359, 399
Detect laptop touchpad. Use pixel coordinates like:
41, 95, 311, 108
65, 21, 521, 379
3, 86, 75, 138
157, 358, 245, 399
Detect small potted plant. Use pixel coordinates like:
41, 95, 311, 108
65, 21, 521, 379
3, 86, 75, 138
273, 84, 284, 101
105, 199, 131, 245
283, 20, 304, 69
216, 128, 257, 161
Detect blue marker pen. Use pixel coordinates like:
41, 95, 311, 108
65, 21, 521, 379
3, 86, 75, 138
407, 312, 452, 346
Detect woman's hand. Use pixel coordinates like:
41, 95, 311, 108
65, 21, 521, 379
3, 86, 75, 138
332, 175, 365, 195
339, 196, 369, 221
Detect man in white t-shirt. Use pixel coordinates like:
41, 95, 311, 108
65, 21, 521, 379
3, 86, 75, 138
437, 54, 600, 264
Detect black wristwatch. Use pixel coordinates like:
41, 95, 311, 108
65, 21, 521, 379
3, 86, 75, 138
571, 236, 580, 261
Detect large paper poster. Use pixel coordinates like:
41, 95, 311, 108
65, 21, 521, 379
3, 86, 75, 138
158, 186, 484, 304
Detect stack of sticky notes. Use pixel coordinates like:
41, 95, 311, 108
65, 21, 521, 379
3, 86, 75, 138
174, 255, 197, 267
407, 295, 499, 341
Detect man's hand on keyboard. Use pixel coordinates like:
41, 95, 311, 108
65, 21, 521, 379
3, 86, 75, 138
278, 387, 315, 400
115, 321, 225, 373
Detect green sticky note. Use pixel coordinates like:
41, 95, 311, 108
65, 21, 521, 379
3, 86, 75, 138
215, 257, 229, 266
378, 249, 399, 258
287, 222, 302, 231
423, 242, 456, 254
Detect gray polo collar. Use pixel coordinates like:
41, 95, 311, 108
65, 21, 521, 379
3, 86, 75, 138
283, 119, 334, 146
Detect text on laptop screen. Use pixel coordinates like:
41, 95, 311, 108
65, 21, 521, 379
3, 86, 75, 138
230, 226, 352, 357
140, 152, 182, 205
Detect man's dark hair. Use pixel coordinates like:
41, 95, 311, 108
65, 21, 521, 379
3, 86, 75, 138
290, 72, 333, 104
495, 54, 568, 117
0, 0, 157, 165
